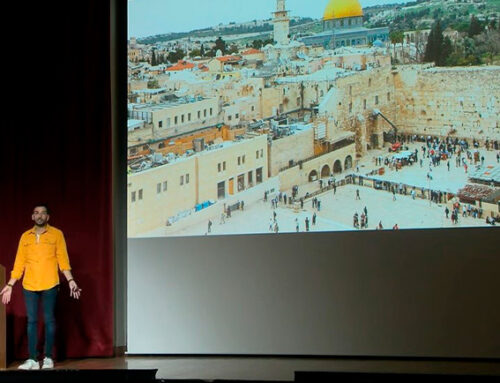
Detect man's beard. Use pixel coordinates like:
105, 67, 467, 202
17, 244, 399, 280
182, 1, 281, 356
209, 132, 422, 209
34, 220, 47, 227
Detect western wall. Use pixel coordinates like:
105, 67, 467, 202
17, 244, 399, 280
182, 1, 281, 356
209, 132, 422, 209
393, 65, 500, 142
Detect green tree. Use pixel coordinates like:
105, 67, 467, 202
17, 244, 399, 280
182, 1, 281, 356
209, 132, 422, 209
151, 49, 157, 66
252, 39, 263, 49
462, 37, 477, 58
215, 37, 226, 55
168, 49, 185, 63
473, 29, 500, 64
147, 79, 159, 89
442, 37, 453, 66
468, 15, 483, 38
390, 30, 405, 63
424, 20, 447, 65
189, 49, 202, 58
488, 18, 496, 30
228, 44, 239, 54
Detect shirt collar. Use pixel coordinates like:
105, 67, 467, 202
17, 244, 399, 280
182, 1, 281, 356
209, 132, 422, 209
29, 224, 51, 235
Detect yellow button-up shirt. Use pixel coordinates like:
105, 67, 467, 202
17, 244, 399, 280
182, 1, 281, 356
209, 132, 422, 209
11, 224, 72, 291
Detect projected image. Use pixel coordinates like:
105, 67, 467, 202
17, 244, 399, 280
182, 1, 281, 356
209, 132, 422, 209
127, 0, 500, 237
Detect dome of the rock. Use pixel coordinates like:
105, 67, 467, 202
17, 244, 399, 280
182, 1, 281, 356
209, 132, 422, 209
323, 0, 364, 21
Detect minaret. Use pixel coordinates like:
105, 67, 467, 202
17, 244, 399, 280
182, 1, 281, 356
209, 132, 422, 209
273, 0, 290, 46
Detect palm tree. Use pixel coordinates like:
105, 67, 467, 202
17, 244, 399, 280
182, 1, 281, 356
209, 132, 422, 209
390, 30, 405, 63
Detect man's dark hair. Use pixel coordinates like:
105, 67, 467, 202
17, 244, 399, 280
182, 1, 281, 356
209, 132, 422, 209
34, 203, 50, 215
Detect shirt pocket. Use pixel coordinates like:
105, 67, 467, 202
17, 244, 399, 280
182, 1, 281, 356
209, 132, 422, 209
22, 239, 35, 255
40, 237, 57, 246
38, 237, 58, 259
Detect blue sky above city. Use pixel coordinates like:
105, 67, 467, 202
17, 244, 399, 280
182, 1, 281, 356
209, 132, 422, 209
128, 0, 412, 38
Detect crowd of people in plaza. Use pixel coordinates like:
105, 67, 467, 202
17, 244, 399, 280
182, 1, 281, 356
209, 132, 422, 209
367, 134, 499, 222
204, 133, 498, 235
374, 134, 497, 177
262, 133, 498, 234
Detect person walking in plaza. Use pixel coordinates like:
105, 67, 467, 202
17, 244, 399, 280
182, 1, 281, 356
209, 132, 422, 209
355, 189, 360, 200
1, 204, 81, 370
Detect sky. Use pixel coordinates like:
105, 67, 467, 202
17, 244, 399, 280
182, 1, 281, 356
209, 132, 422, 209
128, 0, 413, 38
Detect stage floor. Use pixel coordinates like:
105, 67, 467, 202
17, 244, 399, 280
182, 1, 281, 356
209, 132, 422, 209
4, 356, 500, 381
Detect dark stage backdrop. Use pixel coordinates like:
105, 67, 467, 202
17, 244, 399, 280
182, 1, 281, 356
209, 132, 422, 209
1, 2, 114, 359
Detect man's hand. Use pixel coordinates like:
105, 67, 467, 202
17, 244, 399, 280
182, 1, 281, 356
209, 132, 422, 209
69, 280, 82, 300
0, 285, 13, 305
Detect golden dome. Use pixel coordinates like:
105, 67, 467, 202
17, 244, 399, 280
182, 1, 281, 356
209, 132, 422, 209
323, 0, 364, 20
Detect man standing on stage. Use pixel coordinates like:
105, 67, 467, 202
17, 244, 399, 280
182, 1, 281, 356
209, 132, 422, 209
0, 204, 81, 370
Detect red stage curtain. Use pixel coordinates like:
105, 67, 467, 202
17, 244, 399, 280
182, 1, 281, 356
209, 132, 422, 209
1, 1, 114, 359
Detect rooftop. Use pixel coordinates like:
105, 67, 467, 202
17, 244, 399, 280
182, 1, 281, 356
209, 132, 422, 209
132, 88, 167, 95
128, 133, 267, 174
469, 165, 500, 184
166, 60, 195, 72
216, 55, 243, 63
241, 48, 263, 56
275, 66, 349, 84
128, 95, 210, 112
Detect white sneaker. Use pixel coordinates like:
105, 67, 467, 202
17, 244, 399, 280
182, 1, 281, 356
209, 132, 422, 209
42, 357, 54, 369
18, 359, 40, 370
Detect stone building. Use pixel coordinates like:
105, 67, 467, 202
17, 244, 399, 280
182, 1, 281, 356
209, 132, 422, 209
127, 134, 269, 236
128, 96, 220, 139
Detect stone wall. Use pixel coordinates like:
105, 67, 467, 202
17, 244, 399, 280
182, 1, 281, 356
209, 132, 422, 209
278, 144, 356, 191
319, 67, 397, 154
268, 127, 315, 176
394, 66, 500, 141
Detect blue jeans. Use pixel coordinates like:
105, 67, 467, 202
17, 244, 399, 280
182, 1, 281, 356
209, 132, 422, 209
23, 286, 58, 359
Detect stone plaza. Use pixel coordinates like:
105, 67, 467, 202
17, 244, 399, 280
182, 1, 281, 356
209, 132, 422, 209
146, 141, 498, 237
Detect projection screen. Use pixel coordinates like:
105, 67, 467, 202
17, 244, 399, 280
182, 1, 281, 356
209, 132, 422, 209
126, 0, 500, 356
